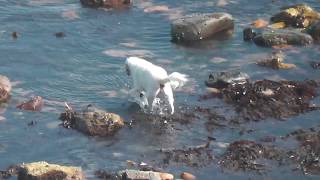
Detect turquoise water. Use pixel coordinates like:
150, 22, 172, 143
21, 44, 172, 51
0, 0, 320, 179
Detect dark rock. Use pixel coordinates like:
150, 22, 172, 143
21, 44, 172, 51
271, 4, 320, 28
160, 141, 214, 167
171, 13, 234, 42
0, 165, 20, 179
219, 140, 285, 172
80, 0, 132, 9
60, 104, 124, 136
221, 79, 319, 120
310, 61, 320, 69
55, 32, 65, 38
17, 161, 85, 180
0, 75, 11, 103
12, 32, 18, 39
257, 51, 296, 69
244, 28, 313, 47
16, 96, 44, 111
307, 21, 320, 41
205, 71, 249, 89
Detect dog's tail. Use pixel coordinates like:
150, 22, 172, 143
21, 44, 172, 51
158, 72, 188, 90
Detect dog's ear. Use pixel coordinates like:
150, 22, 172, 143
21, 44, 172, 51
125, 64, 130, 76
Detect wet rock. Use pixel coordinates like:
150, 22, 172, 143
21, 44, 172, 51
219, 140, 285, 172
221, 79, 319, 120
16, 96, 44, 111
144, 5, 170, 13
180, 172, 196, 180
0, 165, 19, 179
55, 32, 65, 38
271, 4, 320, 28
18, 161, 84, 180
205, 71, 249, 89
171, 13, 234, 42
257, 51, 296, 69
0, 75, 11, 103
287, 129, 320, 175
60, 104, 124, 136
12, 32, 18, 39
306, 21, 320, 41
243, 27, 313, 47
80, 0, 132, 9
310, 61, 320, 69
160, 141, 214, 167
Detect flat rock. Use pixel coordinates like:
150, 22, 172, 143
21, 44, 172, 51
18, 161, 84, 180
171, 13, 234, 42
60, 104, 124, 137
244, 27, 313, 47
119, 169, 173, 180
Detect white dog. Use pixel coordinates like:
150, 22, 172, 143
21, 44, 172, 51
125, 56, 188, 114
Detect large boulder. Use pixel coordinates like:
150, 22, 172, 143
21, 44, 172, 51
271, 4, 320, 28
171, 13, 234, 42
18, 161, 84, 180
0, 75, 11, 103
243, 27, 313, 47
80, 0, 132, 9
60, 104, 125, 137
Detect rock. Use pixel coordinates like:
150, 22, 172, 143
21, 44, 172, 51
306, 21, 320, 41
221, 79, 319, 120
16, 96, 44, 111
171, 13, 234, 42
251, 19, 268, 28
60, 104, 124, 136
18, 161, 84, 180
80, 0, 132, 9
243, 27, 313, 47
180, 172, 196, 180
257, 51, 296, 69
12, 32, 18, 39
0, 75, 11, 103
118, 169, 174, 180
55, 32, 66, 38
219, 140, 285, 172
144, 5, 170, 13
205, 71, 249, 89
271, 4, 320, 28
310, 61, 320, 69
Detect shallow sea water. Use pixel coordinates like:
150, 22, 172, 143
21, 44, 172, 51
0, 0, 320, 179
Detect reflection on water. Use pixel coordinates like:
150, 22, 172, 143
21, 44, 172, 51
0, 0, 320, 179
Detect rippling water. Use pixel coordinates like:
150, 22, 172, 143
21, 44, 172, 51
1, 0, 320, 179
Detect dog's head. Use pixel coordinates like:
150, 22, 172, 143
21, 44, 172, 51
134, 91, 149, 109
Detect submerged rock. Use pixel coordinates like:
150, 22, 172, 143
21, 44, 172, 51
171, 13, 234, 42
16, 96, 44, 111
60, 104, 124, 137
160, 141, 214, 167
221, 79, 319, 120
310, 61, 320, 69
0, 75, 11, 103
307, 21, 320, 41
244, 27, 313, 47
80, 0, 132, 9
257, 51, 296, 69
219, 140, 285, 172
271, 4, 320, 28
18, 161, 84, 180
205, 71, 249, 89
